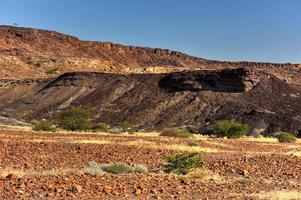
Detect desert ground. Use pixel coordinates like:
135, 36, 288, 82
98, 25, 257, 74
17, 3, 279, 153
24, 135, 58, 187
0, 127, 300, 199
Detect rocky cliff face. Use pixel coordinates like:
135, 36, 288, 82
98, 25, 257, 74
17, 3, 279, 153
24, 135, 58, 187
0, 68, 300, 136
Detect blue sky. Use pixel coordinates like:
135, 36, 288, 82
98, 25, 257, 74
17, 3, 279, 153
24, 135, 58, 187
0, 0, 301, 63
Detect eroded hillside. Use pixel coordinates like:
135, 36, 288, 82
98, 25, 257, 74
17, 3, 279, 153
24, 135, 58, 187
0, 68, 300, 136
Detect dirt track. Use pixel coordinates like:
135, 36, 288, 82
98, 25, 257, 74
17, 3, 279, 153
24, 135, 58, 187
0, 130, 300, 199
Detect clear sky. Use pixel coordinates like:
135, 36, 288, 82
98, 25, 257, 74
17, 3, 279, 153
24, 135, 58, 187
0, 0, 301, 63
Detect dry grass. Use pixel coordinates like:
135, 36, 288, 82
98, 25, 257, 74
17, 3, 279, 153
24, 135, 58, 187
0, 167, 80, 178
240, 137, 278, 143
285, 151, 301, 157
255, 190, 301, 200
123, 140, 218, 153
185, 168, 223, 183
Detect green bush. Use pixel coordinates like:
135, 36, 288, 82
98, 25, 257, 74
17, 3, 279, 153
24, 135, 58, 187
131, 164, 148, 173
101, 163, 132, 174
210, 120, 250, 139
31, 120, 56, 132
94, 122, 110, 132
164, 153, 203, 175
275, 132, 296, 143
160, 127, 193, 138
46, 67, 59, 74
58, 106, 92, 131
83, 161, 148, 175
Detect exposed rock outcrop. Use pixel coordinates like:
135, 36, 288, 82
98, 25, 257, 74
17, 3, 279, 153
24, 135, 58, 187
0, 69, 300, 136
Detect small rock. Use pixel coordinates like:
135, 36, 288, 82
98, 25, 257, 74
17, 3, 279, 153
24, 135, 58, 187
6, 174, 18, 180
103, 186, 112, 194
135, 187, 142, 195
70, 185, 82, 193
238, 169, 248, 176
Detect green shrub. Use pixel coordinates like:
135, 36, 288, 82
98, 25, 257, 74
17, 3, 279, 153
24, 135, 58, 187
46, 67, 59, 74
83, 161, 148, 175
94, 122, 110, 132
275, 132, 296, 143
210, 120, 250, 139
101, 163, 132, 174
160, 127, 193, 138
131, 164, 148, 173
31, 120, 56, 132
58, 106, 92, 131
164, 153, 203, 175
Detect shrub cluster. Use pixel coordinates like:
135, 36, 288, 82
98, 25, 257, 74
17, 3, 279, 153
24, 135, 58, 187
93, 122, 110, 132
275, 132, 296, 143
58, 106, 92, 131
83, 161, 148, 175
31, 120, 56, 132
210, 119, 250, 139
164, 152, 203, 175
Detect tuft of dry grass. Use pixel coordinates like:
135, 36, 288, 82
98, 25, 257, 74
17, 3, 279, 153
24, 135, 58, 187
255, 190, 301, 200
124, 140, 218, 153
185, 168, 223, 183
240, 137, 278, 143
0, 168, 80, 178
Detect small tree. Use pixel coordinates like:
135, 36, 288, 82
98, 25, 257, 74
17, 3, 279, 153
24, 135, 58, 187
164, 153, 203, 175
58, 106, 92, 131
210, 120, 250, 139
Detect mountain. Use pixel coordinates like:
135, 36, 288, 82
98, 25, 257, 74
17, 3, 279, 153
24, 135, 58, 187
0, 25, 300, 84
0, 25, 301, 136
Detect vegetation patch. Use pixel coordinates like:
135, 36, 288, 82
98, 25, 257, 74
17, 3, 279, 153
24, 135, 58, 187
83, 161, 106, 176
210, 120, 250, 139
46, 66, 59, 74
83, 161, 148, 175
237, 177, 253, 185
275, 132, 296, 143
160, 127, 193, 138
93, 122, 110, 132
164, 152, 203, 175
58, 106, 92, 131
31, 120, 56, 132
185, 168, 223, 182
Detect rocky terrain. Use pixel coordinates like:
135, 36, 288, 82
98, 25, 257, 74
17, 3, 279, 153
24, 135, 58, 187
0, 129, 300, 199
0, 68, 300, 136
